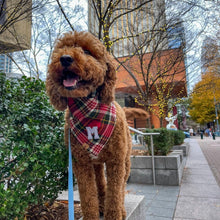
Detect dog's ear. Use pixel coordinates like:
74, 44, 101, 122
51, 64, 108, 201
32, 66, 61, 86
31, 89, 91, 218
98, 57, 117, 105
46, 74, 68, 111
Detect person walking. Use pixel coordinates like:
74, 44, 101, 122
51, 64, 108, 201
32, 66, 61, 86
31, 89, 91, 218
205, 128, 209, 137
209, 128, 212, 137
189, 128, 194, 136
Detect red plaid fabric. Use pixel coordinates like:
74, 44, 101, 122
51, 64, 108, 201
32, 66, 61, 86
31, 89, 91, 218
68, 97, 116, 156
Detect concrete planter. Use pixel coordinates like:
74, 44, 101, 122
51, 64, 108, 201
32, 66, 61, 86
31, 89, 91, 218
172, 142, 189, 156
129, 149, 186, 186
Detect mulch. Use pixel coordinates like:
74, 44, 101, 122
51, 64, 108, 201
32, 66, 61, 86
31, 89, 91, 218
131, 149, 149, 156
25, 201, 82, 220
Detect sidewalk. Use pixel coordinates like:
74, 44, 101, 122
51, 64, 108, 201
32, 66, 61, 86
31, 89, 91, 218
198, 137, 220, 187
126, 137, 220, 220
174, 136, 220, 220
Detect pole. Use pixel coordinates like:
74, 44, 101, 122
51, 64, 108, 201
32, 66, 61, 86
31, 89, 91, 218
214, 96, 220, 135
150, 135, 156, 185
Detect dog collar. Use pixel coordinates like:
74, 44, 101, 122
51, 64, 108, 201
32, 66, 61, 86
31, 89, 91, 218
68, 97, 116, 156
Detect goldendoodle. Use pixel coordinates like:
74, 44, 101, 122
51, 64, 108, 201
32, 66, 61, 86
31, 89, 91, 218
46, 31, 148, 220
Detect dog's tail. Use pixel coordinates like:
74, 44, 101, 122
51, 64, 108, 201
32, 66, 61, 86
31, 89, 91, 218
123, 107, 149, 120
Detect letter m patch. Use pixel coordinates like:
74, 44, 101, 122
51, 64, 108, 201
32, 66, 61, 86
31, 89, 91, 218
86, 126, 100, 140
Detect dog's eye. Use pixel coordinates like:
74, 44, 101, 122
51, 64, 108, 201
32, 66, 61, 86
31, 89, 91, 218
84, 50, 91, 55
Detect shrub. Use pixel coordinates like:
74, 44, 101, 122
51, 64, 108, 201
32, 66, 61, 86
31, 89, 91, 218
144, 128, 185, 155
172, 130, 185, 145
0, 74, 68, 220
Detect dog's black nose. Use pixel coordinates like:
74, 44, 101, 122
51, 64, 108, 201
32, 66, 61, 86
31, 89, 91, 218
60, 55, 73, 67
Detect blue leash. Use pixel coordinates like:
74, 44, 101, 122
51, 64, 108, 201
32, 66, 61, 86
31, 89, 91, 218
68, 128, 74, 220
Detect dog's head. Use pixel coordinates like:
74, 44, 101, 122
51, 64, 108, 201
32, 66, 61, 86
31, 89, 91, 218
46, 31, 116, 109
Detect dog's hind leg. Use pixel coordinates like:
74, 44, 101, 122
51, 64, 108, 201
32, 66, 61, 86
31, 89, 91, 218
73, 161, 100, 220
93, 163, 106, 216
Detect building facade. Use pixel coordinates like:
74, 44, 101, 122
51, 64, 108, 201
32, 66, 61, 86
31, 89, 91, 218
0, 0, 32, 53
201, 36, 220, 75
167, 20, 185, 49
0, 54, 12, 74
88, 0, 168, 57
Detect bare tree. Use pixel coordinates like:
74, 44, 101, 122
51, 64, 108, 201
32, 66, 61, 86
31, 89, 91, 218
3, 0, 86, 79
0, 0, 33, 35
88, 0, 154, 51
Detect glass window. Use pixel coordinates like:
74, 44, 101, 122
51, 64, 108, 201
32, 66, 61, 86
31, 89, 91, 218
0, 0, 6, 25
125, 96, 135, 107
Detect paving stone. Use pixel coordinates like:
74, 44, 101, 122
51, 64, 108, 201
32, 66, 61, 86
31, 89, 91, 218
147, 217, 172, 220
150, 199, 177, 209
173, 218, 199, 220
181, 173, 217, 184
146, 206, 175, 218
174, 196, 220, 220
157, 185, 180, 193
183, 167, 214, 175
154, 193, 179, 202
155, 190, 179, 198
179, 183, 220, 199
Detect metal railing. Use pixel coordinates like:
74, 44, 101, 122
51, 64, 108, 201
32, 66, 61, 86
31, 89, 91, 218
129, 126, 160, 185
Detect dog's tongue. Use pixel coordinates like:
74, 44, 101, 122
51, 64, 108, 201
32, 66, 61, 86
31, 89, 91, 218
63, 78, 77, 87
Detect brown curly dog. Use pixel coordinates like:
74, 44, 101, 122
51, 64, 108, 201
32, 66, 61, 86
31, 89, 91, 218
46, 31, 148, 220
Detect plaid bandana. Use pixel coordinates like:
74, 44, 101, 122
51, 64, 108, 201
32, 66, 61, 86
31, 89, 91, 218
68, 97, 116, 156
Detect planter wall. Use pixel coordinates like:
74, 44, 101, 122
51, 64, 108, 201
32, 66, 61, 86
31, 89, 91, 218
172, 142, 189, 156
129, 149, 186, 186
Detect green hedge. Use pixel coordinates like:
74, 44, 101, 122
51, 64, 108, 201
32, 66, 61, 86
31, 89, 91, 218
171, 129, 185, 145
0, 73, 68, 220
144, 128, 185, 155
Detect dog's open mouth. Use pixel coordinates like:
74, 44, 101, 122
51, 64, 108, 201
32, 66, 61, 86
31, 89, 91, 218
62, 70, 82, 90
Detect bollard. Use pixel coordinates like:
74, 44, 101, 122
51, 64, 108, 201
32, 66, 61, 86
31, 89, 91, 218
212, 132, 215, 140
200, 132, 203, 139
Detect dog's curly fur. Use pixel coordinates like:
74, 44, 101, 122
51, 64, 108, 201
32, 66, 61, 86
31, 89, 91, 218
46, 31, 148, 220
